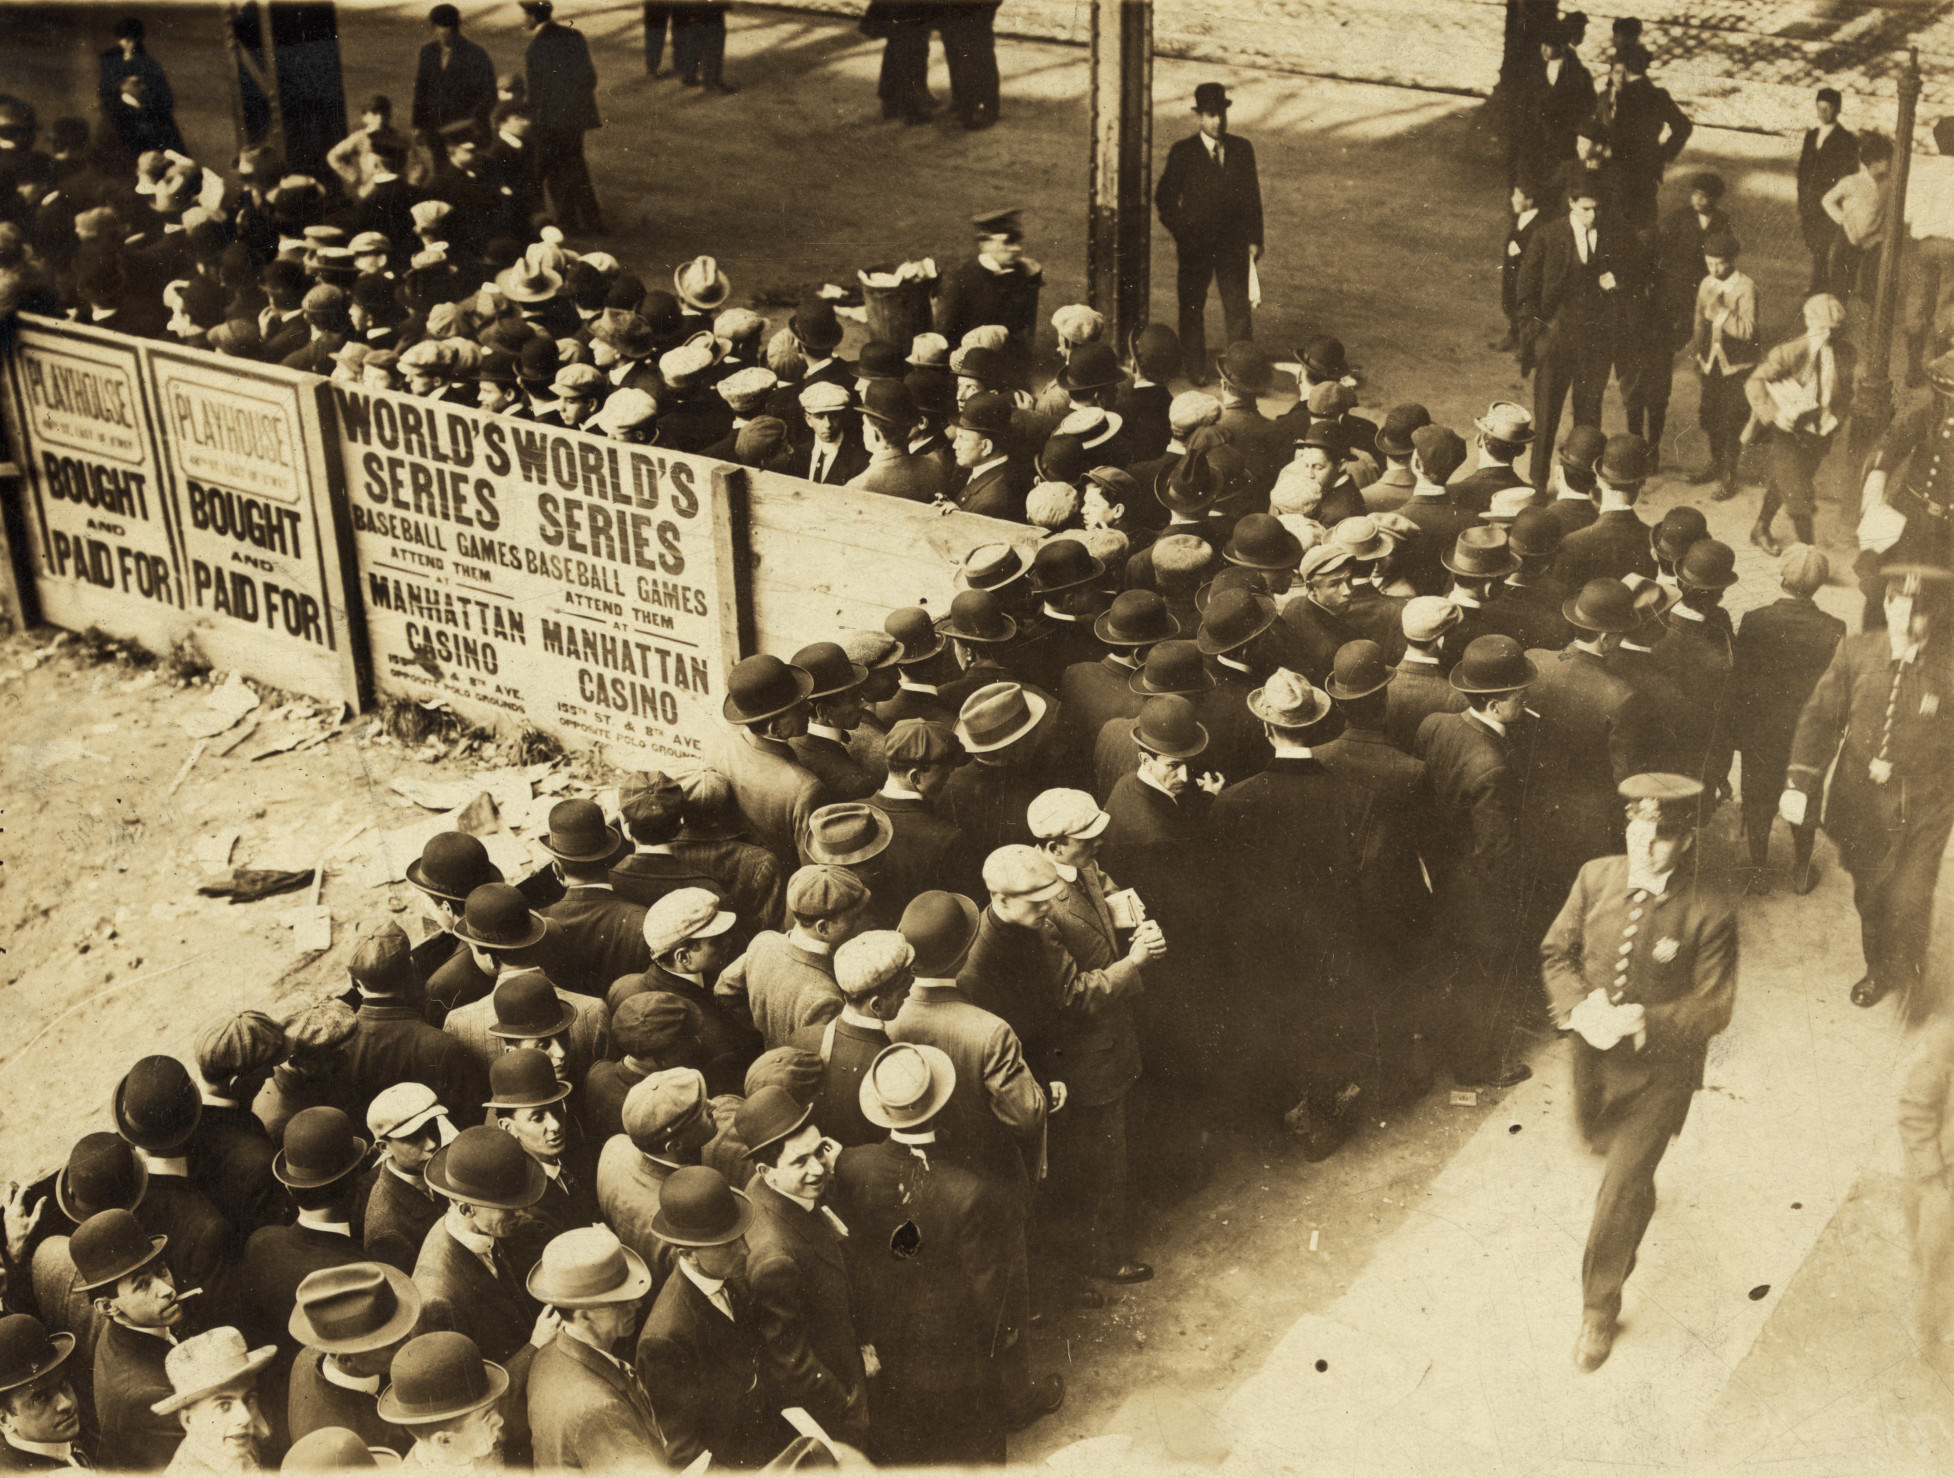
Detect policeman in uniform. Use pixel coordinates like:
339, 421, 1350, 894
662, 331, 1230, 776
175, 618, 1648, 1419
933, 209, 1044, 368
1541, 773, 1738, 1373
1782, 563, 1954, 1013
1859, 351, 1954, 619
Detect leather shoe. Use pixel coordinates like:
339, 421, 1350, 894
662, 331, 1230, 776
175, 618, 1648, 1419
1092, 1260, 1154, 1284
1749, 519, 1782, 557
1851, 975, 1890, 1008
1458, 1062, 1532, 1090
1005, 1375, 1065, 1430
1573, 1311, 1616, 1372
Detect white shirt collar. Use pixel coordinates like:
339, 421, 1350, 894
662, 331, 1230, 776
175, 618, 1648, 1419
136, 1149, 189, 1177
634, 842, 674, 855
787, 927, 832, 956
1412, 481, 1449, 499
321, 1357, 383, 1395
1216, 653, 1252, 673
898, 677, 939, 695
199, 1089, 239, 1109
296, 1209, 353, 1237
680, 1259, 735, 1318
1051, 859, 1079, 883
1515, 207, 1539, 230
1041, 604, 1081, 622
1401, 650, 1441, 667
1625, 866, 1674, 896
911, 976, 958, 990
1671, 603, 1705, 623
1468, 709, 1507, 737
1890, 630, 1922, 664
1270, 739, 1314, 759
3, 1435, 80, 1464
386, 1161, 427, 1190
879, 778, 925, 801
1449, 587, 1485, 609
1136, 768, 1180, 802
839, 1006, 887, 1031
968, 453, 1009, 479
444, 1206, 498, 1271
807, 722, 851, 744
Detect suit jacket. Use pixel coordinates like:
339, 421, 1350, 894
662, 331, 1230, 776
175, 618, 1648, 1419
1415, 708, 1531, 965
1899, 1020, 1954, 1186
530, 1330, 668, 1470
792, 433, 873, 487
1395, 493, 1474, 596
1314, 726, 1435, 944
932, 254, 1044, 351
288, 1347, 410, 1454
1044, 864, 1142, 1105
543, 886, 652, 999
1276, 597, 1349, 685
1545, 494, 1599, 538
742, 1180, 867, 1441
955, 457, 1034, 522
594, 1137, 680, 1279
1651, 611, 1736, 788
1523, 50, 1594, 177
608, 965, 759, 1097
1516, 215, 1619, 356
414, 1219, 539, 1365
960, 906, 1143, 1091
1216, 404, 1288, 501
1502, 209, 1545, 317
1522, 645, 1657, 889
1154, 133, 1263, 254
864, 791, 982, 914
0, 1438, 91, 1471
94, 1320, 179, 1471
810, 1016, 893, 1149
363, 1164, 444, 1274
609, 849, 726, 910
411, 36, 495, 133
187, 1104, 281, 1237
1730, 596, 1845, 762
1056, 656, 1147, 769
1744, 333, 1857, 437
709, 729, 831, 867
1553, 507, 1657, 590
1448, 462, 1527, 519
937, 754, 1046, 861
633, 1270, 784, 1468
1606, 77, 1693, 186
789, 731, 878, 802
445, 973, 611, 1083
342, 1000, 487, 1123
718, 932, 842, 1049
136, 1176, 237, 1330
888, 983, 1046, 1184
525, 20, 602, 134
1797, 124, 1860, 248
241, 1221, 367, 1354
848, 451, 944, 502
1114, 382, 1173, 463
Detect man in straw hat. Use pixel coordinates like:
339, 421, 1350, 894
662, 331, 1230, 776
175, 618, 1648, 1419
149, 1326, 276, 1473
286, 1264, 422, 1454
1543, 772, 1737, 1372
375, 1332, 508, 1468
0, 1313, 89, 1470
1453, 401, 1535, 517
1784, 563, 1954, 1012
524, 1226, 663, 1468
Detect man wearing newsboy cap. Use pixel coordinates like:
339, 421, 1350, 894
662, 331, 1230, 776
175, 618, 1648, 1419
717, 866, 869, 1050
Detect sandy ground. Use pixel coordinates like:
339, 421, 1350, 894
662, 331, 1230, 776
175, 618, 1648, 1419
0, 7, 1948, 1473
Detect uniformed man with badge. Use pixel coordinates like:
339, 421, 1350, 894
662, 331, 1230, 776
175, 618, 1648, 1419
1858, 352, 1954, 610
1782, 562, 1954, 1013
1541, 773, 1738, 1374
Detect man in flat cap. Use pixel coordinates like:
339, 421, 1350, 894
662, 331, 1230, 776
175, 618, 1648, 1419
609, 772, 723, 909
341, 923, 486, 1123
584, 994, 704, 1144
611, 887, 754, 1094
933, 208, 1044, 357
812, 932, 917, 1149
1745, 293, 1855, 557
186, 1015, 284, 1240
867, 718, 982, 910
718, 866, 869, 1049
362, 1085, 456, 1275
792, 381, 871, 487
596, 1068, 716, 1279
1785, 563, 1954, 1012
1155, 83, 1263, 385
1544, 773, 1737, 1372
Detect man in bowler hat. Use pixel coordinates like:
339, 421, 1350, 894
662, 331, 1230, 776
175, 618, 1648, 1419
1156, 83, 1264, 384
0, 1314, 90, 1470
539, 799, 651, 999
73, 1209, 185, 1469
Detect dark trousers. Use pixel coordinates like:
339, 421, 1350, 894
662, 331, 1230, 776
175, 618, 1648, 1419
533, 126, 601, 233
1176, 242, 1253, 379
878, 21, 931, 117
673, 7, 727, 85
1531, 324, 1611, 491
1576, 1063, 1695, 1319
642, 3, 671, 71
1760, 425, 1831, 527
1835, 775, 1954, 1002
1698, 368, 1749, 478
1044, 1092, 1131, 1272
939, 5, 998, 125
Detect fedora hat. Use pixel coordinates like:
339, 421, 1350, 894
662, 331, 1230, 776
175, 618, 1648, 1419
790, 642, 868, 699
485, 1049, 573, 1111
1247, 668, 1332, 728
1676, 538, 1739, 591
288, 1264, 422, 1354
936, 589, 1017, 644
0, 1317, 74, 1397
1375, 402, 1431, 459
957, 542, 1029, 593
734, 1085, 815, 1160
57, 1132, 148, 1223
650, 1166, 754, 1247
274, 1108, 370, 1190
801, 803, 894, 867
376, 1333, 508, 1426
71, 1209, 168, 1292
1473, 400, 1535, 444
527, 1227, 652, 1308
1130, 639, 1214, 695
885, 608, 948, 665
1195, 588, 1278, 655
1331, 514, 1392, 563
425, 1126, 545, 1210
1627, 582, 1677, 644
1058, 342, 1124, 393
673, 254, 730, 311
541, 798, 622, 865
1216, 341, 1274, 395
495, 260, 563, 305
1448, 635, 1538, 694
956, 683, 1048, 754
1223, 512, 1304, 572
722, 654, 815, 725
1093, 590, 1179, 647
1131, 695, 1208, 759
1325, 640, 1397, 701
1028, 539, 1104, 594
899, 891, 982, 978
859, 1043, 956, 1130
151, 1327, 277, 1416
1562, 577, 1638, 634
487, 973, 578, 1042
114, 1056, 202, 1154
1442, 526, 1521, 579
454, 883, 547, 952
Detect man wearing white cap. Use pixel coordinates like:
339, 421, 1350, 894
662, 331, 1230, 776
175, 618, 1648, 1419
814, 931, 916, 1149
1382, 597, 1468, 751
610, 887, 754, 1090
525, 1228, 662, 1468
361, 1085, 456, 1275
150, 1327, 276, 1473
791, 381, 870, 487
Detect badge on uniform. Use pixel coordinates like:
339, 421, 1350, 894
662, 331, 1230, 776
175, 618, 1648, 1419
1652, 938, 1680, 963
1923, 692, 1941, 717
1870, 757, 1895, 786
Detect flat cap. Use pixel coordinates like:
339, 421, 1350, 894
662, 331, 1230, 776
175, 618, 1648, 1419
717, 365, 779, 411
643, 887, 736, 957
744, 1047, 822, 1102
798, 380, 852, 414
619, 771, 684, 829
612, 992, 701, 1059
621, 1068, 712, 1151
1402, 594, 1463, 643
1026, 788, 1110, 841
193, 1011, 285, 1084
885, 718, 965, 770
1051, 303, 1105, 343
347, 922, 418, 999
1167, 390, 1223, 436
834, 931, 915, 1002
785, 864, 869, 919
982, 844, 1067, 901
1780, 543, 1829, 595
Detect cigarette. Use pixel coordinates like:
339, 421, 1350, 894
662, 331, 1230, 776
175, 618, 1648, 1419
175, 1287, 204, 1301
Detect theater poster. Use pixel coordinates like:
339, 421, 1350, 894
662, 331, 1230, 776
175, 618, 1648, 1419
325, 382, 743, 768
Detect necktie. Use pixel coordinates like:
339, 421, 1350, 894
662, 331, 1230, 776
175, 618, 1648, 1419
1874, 655, 1912, 781
812, 447, 829, 483
1213, 140, 1224, 170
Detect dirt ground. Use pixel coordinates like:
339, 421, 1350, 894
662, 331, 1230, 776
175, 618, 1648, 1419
0, 4, 1937, 1468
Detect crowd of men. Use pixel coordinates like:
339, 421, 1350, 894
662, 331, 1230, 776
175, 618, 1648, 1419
3, 2, 1954, 1463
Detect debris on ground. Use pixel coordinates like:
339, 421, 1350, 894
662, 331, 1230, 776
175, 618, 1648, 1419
196, 868, 317, 904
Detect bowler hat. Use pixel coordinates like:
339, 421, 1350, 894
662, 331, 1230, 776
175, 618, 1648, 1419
57, 1132, 149, 1223
376, 1333, 508, 1426
791, 642, 868, 699
1160, 433, 1242, 513
1195, 588, 1278, 655
1193, 82, 1232, 112
274, 1107, 370, 1189
0, 1317, 74, 1397
906, 367, 957, 419
484, 1049, 572, 1111
1299, 335, 1352, 382
1130, 639, 1214, 695
70, 1209, 168, 1292
1216, 341, 1274, 395
722, 654, 815, 725
487, 973, 578, 1041
454, 883, 547, 952
1654, 506, 1708, 563
113, 1056, 201, 1154
527, 1227, 652, 1308
790, 298, 844, 352
735, 1085, 815, 1160
1442, 526, 1521, 579
1036, 433, 1092, 486
854, 339, 907, 382
1448, 635, 1539, 694
1132, 695, 1208, 759
898, 891, 982, 978
801, 803, 894, 867
950, 344, 1009, 387
1375, 403, 1431, 459
1562, 577, 1638, 634
281, 1429, 392, 1468
859, 1043, 957, 1131
885, 608, 947, 665
1325, 640, 1397, 701
542, 798, 621, 864
953, 391, 1015, 440
1093, 590, 1179, 647
1676, 538, 1739, 590
1597, 433, 1652, 486
424, 1126, 545, 1210
1246, 669, 1331, 729
1223, 512, 1304, 572
288, 1264, 422, 1354
1029, 539, 1104, 593
649, 1166, 754, 1247
151, 1327, 278, 1416
936, 590, 1017, 644
859, 379, 917, 429
1509, 506, 1563, 559
1059, 342, 1124, 393
407, 832, 504, 902
956, 683, 1048, 753
1558, 423, 1608, 471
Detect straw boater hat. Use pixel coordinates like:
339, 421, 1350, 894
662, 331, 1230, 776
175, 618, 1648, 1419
150, 1327, 278, 1416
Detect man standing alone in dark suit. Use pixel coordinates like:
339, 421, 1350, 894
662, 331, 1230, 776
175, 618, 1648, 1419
1519, 183, 1620, 496
520, 0, 604, 235
411, 5, 496, 144
1155, 82, 1264, 385
1796, 88, 1859, 293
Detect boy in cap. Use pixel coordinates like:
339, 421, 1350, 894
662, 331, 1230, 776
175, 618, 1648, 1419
583, 994, 704, 1143
1383, 596, 1468, 749
669, 770, 788, 932
1543, 773, 1736, 1372
813, 932, 917, 1149
868, 719, 982, 906
362, 1085, 456, 1275
1745, 293, 1855, 556
610, 888, 750, 1091
718, 866, 869, 1049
